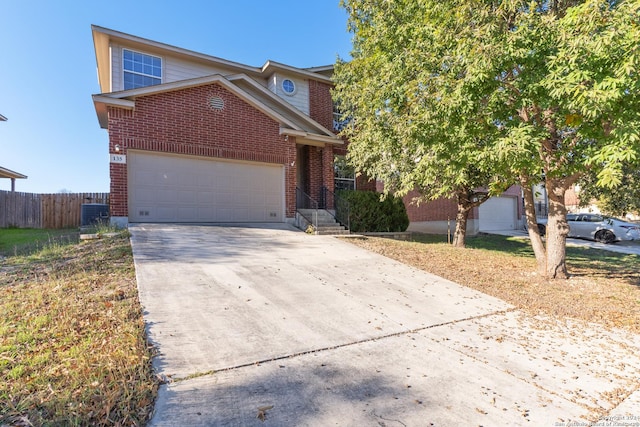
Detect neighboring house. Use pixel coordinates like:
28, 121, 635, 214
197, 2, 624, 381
0, 166, 27, 192
91, 25, 378, 228
403, 186, 524, 235
535, 184, 601, 217
0, 116, 28, 192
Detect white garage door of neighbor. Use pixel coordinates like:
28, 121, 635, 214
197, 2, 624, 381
128, 151, 284, 223
478, 197, 517, 231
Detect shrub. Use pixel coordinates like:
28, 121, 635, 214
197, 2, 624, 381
338, 190, 409, 232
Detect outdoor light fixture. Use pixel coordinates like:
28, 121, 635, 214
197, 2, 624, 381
114, 144, 121, 152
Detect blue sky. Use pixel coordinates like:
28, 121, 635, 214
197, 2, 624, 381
0, 1, 352, 193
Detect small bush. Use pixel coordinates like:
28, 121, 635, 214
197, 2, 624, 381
338, 190, 409, 232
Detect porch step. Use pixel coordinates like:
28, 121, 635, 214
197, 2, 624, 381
297, 209, 349, 236
316, 228, 350, 236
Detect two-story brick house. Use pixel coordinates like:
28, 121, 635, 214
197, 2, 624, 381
91, 25, 369, 228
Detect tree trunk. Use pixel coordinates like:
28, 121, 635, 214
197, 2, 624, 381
521, 181, 546, 274
545, 177, 570, 279
452, 188, 476, 248
452, 203, 471, 247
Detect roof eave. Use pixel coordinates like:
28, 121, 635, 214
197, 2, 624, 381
91, 25, 262, 91
226, 74, 337, 137
91, 75, 304, 131
261, 60, 333, 83
92, 95, 136, 129
0, 166, 28, 180
279, 128, 343, 147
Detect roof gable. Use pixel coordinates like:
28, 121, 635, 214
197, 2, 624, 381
92, 74, 341, 146
92, 25, 333, 94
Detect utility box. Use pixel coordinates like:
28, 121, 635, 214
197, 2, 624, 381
81, 203, 109, 226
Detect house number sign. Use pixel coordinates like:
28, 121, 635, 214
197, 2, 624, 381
110, 154, 126, 164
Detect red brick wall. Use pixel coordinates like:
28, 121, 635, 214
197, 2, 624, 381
404, 192, 460, 221
404, 185, 524, 222
322, 147, 335, 194
308, 146, 323, 201
107, 83, 297, 218
356, 176, 377, 191
309, 80, 334, 131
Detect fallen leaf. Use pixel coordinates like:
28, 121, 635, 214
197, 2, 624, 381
257, 405, 273, 422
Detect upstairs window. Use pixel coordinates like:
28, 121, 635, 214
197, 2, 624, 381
123, 49, 162, 90
333, 104, 351, 132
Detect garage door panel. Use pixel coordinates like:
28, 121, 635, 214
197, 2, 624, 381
137, 189, 157, 203
252, 193, 266, 205
137, 171, 156, 186
156, 207, 177, 221
216, 208, 235, 222
178, 191, 197, 203
177, 207, 197, 221
479, 197, 517, 231
157, 189, 178, 203
128, 151, 284, 223
178, 173, 197, 186
197, 207, 215, 220
197, 192, 215, 203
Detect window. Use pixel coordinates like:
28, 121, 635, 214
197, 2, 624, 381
123, 49, 162, 90
333, 104, 351, 132
334, 155, 355, 192
282, 78, 296, 95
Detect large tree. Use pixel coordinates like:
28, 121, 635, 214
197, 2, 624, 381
334, 0, 640, 278
333, 0, 506, 247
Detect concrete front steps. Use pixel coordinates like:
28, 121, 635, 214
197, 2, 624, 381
296, 209, 350, 235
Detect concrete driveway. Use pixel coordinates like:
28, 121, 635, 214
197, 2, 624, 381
130, 224, 640, 426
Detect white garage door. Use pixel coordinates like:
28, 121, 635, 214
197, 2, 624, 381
128, 151, 284, 223
478, 197, 517, 231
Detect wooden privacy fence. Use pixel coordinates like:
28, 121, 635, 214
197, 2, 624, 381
0, 191, 110, 229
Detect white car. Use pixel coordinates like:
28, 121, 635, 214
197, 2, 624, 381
535, 213, 640, 244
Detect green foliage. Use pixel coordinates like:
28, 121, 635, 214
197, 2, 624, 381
577, 163, 640, 217
336, 0, 640, 190
335, 0, 505, 199
339, 190, 409, 232
335, 0, 640, 274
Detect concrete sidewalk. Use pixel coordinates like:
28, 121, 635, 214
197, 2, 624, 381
130, 224, 640, 426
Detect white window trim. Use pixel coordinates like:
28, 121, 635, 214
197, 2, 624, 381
334, 155, 356, 191
281, 78, 296, 96
122, 48, 163, 90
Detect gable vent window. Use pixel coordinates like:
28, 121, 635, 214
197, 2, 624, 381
282, 79, 296, 95
123, 49, 162, 90
209, 96, 224, 111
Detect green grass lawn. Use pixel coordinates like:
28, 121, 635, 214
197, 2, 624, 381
0, 228, 80, 257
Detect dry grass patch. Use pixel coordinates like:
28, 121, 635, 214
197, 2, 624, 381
345, 234, 640, 332
0, 233, 157, 426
